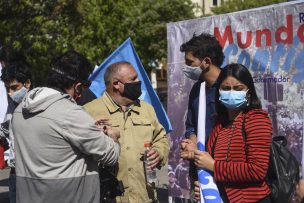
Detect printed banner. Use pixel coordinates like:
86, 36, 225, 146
167, 0, 304, 199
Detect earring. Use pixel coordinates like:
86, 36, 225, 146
246, 94, 250, 106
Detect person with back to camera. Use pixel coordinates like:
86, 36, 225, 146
12, 50, 120, 203
190, 63, 272, 203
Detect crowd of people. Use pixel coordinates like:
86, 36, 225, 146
0, 32, 303, 203
0, 49, 169, 203
277, 107, 303, 162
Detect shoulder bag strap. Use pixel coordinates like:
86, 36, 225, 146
241, 114, 248, 162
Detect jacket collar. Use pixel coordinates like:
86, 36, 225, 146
103, 92, 140, 114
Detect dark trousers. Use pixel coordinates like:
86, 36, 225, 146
9, 168, 16, 203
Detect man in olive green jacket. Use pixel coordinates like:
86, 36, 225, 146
84, 61, 169, 203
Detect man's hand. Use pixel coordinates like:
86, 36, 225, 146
103, 126, 120, 143
194, 181, 201, 201
295, 179, 304, 202
194, 150, 214, 172
94, 118, 119, 142
95, 118, 111, 130
147, 149, 160, 169
180, 139, 197, 160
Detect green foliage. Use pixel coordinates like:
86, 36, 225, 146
0, 0, 195, 86
0, 0, 84, 85
212, 0, 287, 15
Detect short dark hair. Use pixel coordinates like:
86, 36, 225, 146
1, 61, 32, 86
104, 61, 131, 87
215, 63, 261, 118
180, 33, 224, 67
47, 50, 93, 91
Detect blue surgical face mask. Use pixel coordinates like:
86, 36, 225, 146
182, 64, 203, 80
10, 86, 27, 104
219, 90, 248, 110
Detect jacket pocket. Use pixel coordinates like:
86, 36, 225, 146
131, 118, 153, 145
131, 118, 151, 126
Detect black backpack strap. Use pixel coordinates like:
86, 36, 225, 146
241, 114, 248, 161
211, 133, 218, 158
242, 116, 246, 141
211, 124, 221, 158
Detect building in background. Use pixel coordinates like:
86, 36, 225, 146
150, 62, 168, 110
192, 0, 223, 16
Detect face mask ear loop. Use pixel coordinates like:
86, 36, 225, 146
245, 90, 250, 106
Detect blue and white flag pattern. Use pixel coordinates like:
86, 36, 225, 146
197, 82, 222, 203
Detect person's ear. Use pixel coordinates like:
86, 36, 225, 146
24, 79, 31, 90
74, 82, 82, 95
201, 57, 212, 69
112, 80, 121, 91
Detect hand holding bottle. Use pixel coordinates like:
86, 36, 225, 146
146, 148, 160, 169
144, 142, 159, 183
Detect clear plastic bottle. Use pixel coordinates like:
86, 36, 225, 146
144, 142, 157, 183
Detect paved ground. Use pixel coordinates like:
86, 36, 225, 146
0, 166, 168, 203
0, 168, 9, 203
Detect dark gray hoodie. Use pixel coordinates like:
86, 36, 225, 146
12, 87, 120, 203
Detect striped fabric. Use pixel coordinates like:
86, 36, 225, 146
208, 109, 272, 203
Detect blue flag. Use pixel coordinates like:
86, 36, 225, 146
197, 82, 222, 203
89, 38, 172, 133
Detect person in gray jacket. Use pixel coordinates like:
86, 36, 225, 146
12, 50, 120, 203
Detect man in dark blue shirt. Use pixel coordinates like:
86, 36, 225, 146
185, 80, 217, 141
179, 33, 224, 190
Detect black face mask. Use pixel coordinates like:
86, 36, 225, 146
122, 81, 142, 101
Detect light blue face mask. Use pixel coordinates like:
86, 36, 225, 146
219, 90, 248, 110
10, 86, 27, 104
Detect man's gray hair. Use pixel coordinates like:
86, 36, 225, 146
104, 61, 132, 87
